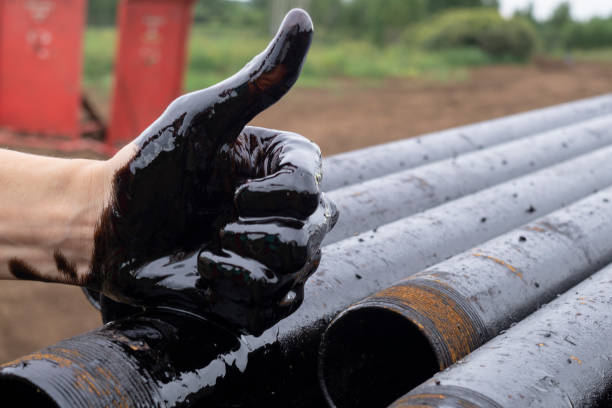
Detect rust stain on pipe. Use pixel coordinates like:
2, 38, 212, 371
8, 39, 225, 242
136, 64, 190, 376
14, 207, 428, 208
0, 342, 150, 407
94, 366, 129, 407
367, 280, 486, 368
569, 355, 583, 365
472, 253, 523, 279
524, 225, 546, 232
1, 352, 74, 369
74, 371, 102, 397
403, 175, 431, 190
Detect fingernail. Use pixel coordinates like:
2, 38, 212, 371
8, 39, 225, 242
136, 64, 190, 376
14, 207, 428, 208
322, 194, 339, 230
278, 290, 297, 307
281, 9, 313, 33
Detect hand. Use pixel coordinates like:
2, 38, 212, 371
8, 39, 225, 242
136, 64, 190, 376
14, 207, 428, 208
91, 10, 338, 335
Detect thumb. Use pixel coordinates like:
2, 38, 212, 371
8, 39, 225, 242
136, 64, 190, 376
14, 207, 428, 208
138, 8, 313, 150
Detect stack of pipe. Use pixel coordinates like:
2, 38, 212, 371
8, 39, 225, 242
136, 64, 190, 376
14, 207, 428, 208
320, 187, 612, 407
322, 93, 612, 190
3, 94, 612, 407
389, 261, 612, 408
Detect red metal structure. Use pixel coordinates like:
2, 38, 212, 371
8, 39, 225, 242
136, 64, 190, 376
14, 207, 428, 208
108, 0, 196, 147
0, 0, 86, 139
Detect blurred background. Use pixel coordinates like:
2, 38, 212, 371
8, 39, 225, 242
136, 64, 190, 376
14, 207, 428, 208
1, 0, 611, 362
82, 0, 612, 153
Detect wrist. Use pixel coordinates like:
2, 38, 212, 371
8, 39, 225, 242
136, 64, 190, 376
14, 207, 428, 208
84, 141, 139, 224
45, 157, 110, 265
77, 158, 113, 235
0, 150, 111, 282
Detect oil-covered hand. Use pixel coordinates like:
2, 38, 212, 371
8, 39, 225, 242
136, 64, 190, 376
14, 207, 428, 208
91, 10, 338, 335
101, 126, 337, 335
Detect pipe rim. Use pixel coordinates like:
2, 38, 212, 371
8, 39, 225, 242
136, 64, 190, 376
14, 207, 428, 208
319, 303, 440, 408
0, 373, 59, 407
319, 279, 489, 408
392, 384, 503, 408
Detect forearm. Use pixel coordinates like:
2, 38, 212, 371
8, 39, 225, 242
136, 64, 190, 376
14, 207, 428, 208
0, 149, 110, 285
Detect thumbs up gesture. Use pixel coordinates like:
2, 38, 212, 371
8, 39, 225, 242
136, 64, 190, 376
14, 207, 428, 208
92, 10, 338, 335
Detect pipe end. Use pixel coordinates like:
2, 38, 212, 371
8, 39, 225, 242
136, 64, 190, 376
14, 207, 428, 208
0, 374, 58, 407
319, 305, 439, 408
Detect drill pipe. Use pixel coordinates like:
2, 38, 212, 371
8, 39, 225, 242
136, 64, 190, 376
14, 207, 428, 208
391, 263, 612, 408
12, 145, 612, 407
319, 187, 612, 408
324, 114, 612, 244
0, 309, 248, 407
84, 115, 612, 311
321, 93, 612, 191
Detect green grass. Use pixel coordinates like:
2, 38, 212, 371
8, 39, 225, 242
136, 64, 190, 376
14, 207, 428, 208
83, 27, 116, 92
570, 47, 612, 62
83, 25, 506, 96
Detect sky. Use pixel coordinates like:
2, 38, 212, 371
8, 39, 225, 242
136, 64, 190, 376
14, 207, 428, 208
499, 0, 612, 21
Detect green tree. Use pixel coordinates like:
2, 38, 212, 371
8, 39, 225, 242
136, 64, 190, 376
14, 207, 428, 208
549, 2, 571, 28
417, 8, 540, 61
542, 2, 572, 50
513, 2, 537, 25
308, 0, 344, 31
193, 0, 266, 29
565, 17, 612, 49
87, 0, 117, 26
193, 0, 229, 24
343, 0, 427, 45
426, 0, 497, 15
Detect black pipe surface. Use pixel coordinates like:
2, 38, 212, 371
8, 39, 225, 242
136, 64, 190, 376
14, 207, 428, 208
391, 262, 612, 408
325, 114, 612, 244
320, 186, 612, 408
321, 93, 612, 191
17, 144, 612, 407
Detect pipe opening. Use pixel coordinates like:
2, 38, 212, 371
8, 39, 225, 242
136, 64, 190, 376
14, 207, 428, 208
320, 307, 438, 408
0, 375, 58, 407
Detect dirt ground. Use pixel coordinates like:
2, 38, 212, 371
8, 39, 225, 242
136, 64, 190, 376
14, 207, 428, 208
0, 61, 611, 362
